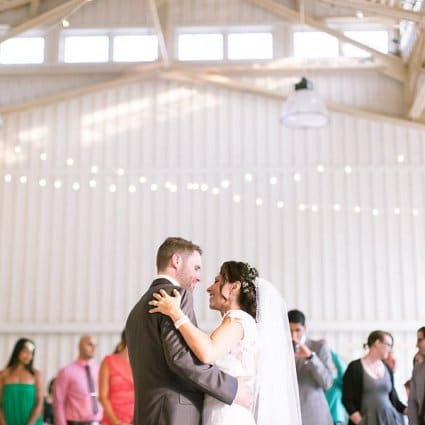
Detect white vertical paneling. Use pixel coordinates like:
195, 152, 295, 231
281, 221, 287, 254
1, 76, 425, 392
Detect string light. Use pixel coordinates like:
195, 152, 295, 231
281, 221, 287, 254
317, 164, 325, 173
40, 152, 48, 161
1, 169, 423, 218
344, 165, 352, 174
66, 158, 74, 167
397, 154, 405, 163
221, 179, 231, 189
14, 146, 22, 154
244, 173, 253, 182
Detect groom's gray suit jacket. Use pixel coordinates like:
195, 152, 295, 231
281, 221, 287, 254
125, 277, 237, 425
295, 338, 334, 425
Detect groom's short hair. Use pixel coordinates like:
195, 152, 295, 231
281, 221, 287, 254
288, 309, 306, 326
156, 237, 202, 271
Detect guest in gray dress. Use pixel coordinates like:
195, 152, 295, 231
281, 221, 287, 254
342, 330, 406, 425
360, 367, 404, 424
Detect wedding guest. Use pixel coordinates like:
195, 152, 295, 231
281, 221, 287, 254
43, 378, 55, 425
413, 351, 425, 366
408, 355, 425, 425
53, 335, 103, 425
0, 338, 43, 425
99, 330, 134, 425
288, 309, 333, 425
415, 327, 425, 363
325, 350, 348, 425
408, 326, 425, 425
342, 330, 405, 425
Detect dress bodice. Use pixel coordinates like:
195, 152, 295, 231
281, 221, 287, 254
215, 309, 258, 380
2, 383, 43, 425
202, 309, 258, 425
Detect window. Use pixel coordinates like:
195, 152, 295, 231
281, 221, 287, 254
63, 35, 109, 63
113, 35, 158, 62
293, 31, 339, 58
342, 31, 388, 58
177, 33, 223, 61
0, 37, 44, 64
228, 32, 273, 60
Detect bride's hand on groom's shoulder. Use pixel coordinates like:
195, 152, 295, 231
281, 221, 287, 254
148, 289, 183, 321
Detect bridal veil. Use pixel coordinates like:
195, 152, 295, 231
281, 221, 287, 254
254, 278, 302, 425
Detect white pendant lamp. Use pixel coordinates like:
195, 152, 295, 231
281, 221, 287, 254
281, 77, 328, 129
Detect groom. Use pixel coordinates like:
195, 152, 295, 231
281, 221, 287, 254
126, 237, 243, 425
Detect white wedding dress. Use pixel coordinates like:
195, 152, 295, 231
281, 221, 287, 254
202, 309, 258, 425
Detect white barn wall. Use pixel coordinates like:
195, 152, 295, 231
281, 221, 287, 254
0, 77, 424, 392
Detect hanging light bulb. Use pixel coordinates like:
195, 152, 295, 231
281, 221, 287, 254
281, 77, 328, 129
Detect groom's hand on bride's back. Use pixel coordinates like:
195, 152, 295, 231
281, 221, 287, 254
234, 376, 254, 410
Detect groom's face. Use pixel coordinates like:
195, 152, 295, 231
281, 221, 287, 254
176, 250, 202, 292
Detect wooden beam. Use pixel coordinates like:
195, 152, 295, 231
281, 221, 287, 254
29, 0, 40, 16
169, 57, 386, 75
162, 69, 425, 129
407, 29, 425, 119
148, 0, 169, 64
245, 0, 406, 82
408, 71, 425, 119
319, 0, 425, 23
0, 0, 88, 44
0, 0, 30, 13
0, 63, 163, 114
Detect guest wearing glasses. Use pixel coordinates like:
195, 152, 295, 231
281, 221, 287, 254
342, 330, 406, 425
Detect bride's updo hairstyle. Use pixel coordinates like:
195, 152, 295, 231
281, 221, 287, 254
219, 261, 258, 319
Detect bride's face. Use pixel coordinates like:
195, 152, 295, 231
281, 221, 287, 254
207, 275, 229, 312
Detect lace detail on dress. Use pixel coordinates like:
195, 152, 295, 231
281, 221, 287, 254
203, 309, 258, 425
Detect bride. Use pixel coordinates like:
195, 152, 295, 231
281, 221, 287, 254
148, 261, 301, 425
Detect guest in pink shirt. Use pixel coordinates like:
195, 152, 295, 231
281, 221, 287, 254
53, 335, 103, 425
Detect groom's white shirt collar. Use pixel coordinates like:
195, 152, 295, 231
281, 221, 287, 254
156, 274, 180, 287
